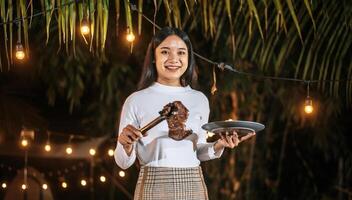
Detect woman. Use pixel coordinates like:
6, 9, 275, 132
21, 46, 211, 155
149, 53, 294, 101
114, 27, 255, 200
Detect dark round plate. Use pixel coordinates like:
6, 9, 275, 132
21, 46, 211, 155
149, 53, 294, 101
202, 120, 265, 138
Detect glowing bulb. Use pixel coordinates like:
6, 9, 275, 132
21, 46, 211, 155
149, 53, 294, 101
80, 179, 87, 186
89, 148, 96, 156
1, 183, 6, 189
45, 144, 51, 152
126, 32, 135, 42
119, 171, 125, 177
80, 19, 90, 35
108, 149, 114, 157
66, 146, 73, 155
100, 176, 106, 182
61, 182, 67, 188
21, 184, 27, 190
42, 184, 48, 190
21, 138, 29, 147
15, 43, 25, 60
304, 98, 313, 114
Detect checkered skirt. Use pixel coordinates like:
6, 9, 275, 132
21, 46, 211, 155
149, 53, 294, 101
134, 166, 209, 200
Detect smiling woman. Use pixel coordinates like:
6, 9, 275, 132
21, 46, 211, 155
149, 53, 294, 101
113, 27, 255, 200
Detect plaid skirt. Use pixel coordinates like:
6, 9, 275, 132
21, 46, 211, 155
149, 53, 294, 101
134, 166, 209, 200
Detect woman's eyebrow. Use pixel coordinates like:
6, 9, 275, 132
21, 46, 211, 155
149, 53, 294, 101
159, 47, 187, 51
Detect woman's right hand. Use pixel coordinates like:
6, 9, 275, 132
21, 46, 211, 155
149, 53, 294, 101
118, 125, 143, 155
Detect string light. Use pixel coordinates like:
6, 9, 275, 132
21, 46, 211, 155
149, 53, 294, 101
44, 132, 51, 152
66, 135, 74, 155
99, 175, 106, 183
108, 149, 114, 157
118, 171, 125, 177
80, 179, 87, 186
126, 27, 135, 42
61, 181, 68, 188
21, 138, 29, 147
42, 183, 48, 190
1, 182, 6, 189
304, 82, 314, 114
45, 143, 51, 152
66, 146, 73, 155
21, 184, 27, 190
80, 18, 90, 35
89, 148, 96, 156
15, 42, 25, 60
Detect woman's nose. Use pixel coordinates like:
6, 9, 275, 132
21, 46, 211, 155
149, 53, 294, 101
168, 52, 179, 62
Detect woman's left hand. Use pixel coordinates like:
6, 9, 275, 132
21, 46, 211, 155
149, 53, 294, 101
214, 130, 256, 151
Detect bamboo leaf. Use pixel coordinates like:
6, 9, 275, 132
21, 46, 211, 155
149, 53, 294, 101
19, 0, 29, 57
138, 0, 142, 35
286, 0, 303, 43
273, 0, 287, 33
89, 0, 95, 52
9, 0, 13, 65
1, 0, 10, 68
303, 0, 316, 32
225, 0, 236, 59
57, 0, 62, 52
163, 0, 172, 27
115, 0, 120, 37
246, 0, 264, 40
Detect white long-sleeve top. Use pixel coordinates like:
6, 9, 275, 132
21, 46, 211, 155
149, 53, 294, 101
114, 82, 224, 169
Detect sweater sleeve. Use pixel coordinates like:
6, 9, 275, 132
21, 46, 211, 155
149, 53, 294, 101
196, 94, 225, 161
114, 94, 139, 169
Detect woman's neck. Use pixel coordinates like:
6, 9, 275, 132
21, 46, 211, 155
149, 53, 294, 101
156, 78, 181, 87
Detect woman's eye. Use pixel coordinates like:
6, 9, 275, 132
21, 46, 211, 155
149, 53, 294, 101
161, 50, 169, 55
178, 51, 186, 55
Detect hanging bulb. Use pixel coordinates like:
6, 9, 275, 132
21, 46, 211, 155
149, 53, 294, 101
99, 175, 106, 182
304, 81, 313, 114
21, 138, 29, 147
21, 184, 27, 190
108, 149, 114, 157
80, 18, 90, 35
66, 146, 73, 155
304, 97, 313, 114
61, 181, 67, 188
89, 148, 96, 156
42, 184, 48, 190
15, 42, 25, 60
80, 179, 87, 186
1, 182, 7, 189
44, 143, 51, 152
126, 27, 135, 42
119, 171, 125, 177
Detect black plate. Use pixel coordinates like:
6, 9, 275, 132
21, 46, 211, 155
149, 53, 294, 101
202, 120, 265, 138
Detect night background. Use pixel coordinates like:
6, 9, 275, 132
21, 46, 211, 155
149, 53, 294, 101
0, 0, 351, 199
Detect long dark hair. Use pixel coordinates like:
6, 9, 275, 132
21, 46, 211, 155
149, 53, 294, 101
137, 27, 198, 90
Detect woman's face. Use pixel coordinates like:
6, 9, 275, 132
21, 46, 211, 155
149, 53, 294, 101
154, 35, 189, 86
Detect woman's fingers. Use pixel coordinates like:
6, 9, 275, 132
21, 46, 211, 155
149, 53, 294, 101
118, 125, 143, 146
239, 132, 256, 142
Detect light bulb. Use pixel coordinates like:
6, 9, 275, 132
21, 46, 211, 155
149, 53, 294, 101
100, 175, 106, 182
21, 138, 29, 147
45, 144, 51, 152
21, 184, 27, 190
119, 171, 125, 177
66, 146, 73, 155
61, 182, 67, 188
80, 19, 90, 35
42, 184, 48, 190
108, 149, 114, 157
126, 32, 135, 42
80, 179, 87, 186
1, 183, 6, 189
15, 43, 25, 60
89, 148, 96, 156
304, 98, 313, 114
